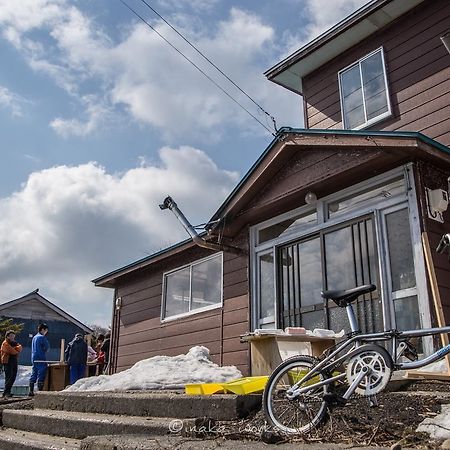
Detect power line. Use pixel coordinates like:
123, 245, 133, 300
119, 0, 277, 136
138, 0, 278, 133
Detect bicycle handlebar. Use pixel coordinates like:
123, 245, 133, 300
437, 233, 450, 254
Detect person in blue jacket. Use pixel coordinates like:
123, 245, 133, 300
65, 333, 88, 385
28, 323, 50, 396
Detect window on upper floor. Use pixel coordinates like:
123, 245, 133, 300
161, 253, 223, 321
338, 48, 391, 130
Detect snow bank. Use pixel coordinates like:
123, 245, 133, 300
66, 346, 242, 392
0, 365, 31, 388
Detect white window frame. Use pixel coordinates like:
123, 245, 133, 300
161, 253, 223, 322
338, 47, 392, 130
250, 165, 429, 343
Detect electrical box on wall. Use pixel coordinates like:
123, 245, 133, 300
425, 188, 449, 223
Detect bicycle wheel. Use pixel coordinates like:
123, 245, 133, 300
263, 355, 329, 434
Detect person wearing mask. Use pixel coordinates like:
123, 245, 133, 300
28, 323, 49, 396
65, 333, 88, 385
1, 330, 22, 398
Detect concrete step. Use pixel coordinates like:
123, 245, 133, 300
3, 408, 196, 440
0, 428, 80, 450
34, 391, 261, 420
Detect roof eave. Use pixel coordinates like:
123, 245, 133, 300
265, 0, 426, 94
92, 237, 197, 288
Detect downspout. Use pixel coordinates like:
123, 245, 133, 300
159, 196, 243, 255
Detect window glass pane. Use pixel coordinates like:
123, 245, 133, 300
361, 51, 388, 120
191, 256, 222, 310
340, 49, 390, 129
341, 64, 365, 129
394, 296, 420, 330
328, 177, 405, 218
279, 237, 323, 329
259, 252, 274, 319
325, 226, 355, 291
258, 211, 317, 244
299, 238, 322, 307
386, 208, 416, 291
164, 267, 190, 317
301, 310, 324, 330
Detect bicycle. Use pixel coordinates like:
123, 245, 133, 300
263, 234, 450, 434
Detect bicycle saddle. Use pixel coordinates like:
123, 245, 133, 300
321, 284, 376, 307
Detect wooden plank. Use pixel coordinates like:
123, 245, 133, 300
406, 232, 450, 378
404, 371, 450, 381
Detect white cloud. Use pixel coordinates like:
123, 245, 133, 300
281, 0, 368, 56
0, 147, 238, 325
50, 95, 112, 138
156, 0, 219, 13
0, 85, 29, 117
0, 0, 300, 137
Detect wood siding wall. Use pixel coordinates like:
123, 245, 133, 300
114, 239, 250, 375
303, 0, 450, 146
417, 162, 450, 321
240, 145, 402, 221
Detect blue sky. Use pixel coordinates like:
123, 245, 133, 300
0, 0, 366, 327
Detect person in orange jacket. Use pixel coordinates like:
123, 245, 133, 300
1, 330, 22, 398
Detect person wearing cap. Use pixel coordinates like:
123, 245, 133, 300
65, 333, 88, 385
1, 330, 22, 398
29, 323, 50, 396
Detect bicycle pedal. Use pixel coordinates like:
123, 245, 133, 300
323, 393, 347, 406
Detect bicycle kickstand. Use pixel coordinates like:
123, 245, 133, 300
368, 395, 378, 408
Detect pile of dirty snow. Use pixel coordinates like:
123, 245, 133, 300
415, 359, 450, 439
0, 365, 31, 388
66, 346, 242, 392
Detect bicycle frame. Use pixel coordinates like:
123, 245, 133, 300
288, 302, 450, 400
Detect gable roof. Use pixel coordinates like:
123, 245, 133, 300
93, 128, 450, 289
264, 0, 426, 94
208, 128, 450, 228
0, 289, 93, 333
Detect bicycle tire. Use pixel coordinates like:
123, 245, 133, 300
263, 355, 330, 434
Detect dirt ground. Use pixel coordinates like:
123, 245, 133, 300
211, 381, 450, 449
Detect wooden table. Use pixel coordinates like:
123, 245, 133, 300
241, 333, 336, 376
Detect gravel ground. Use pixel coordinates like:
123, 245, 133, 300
209, 383, 449, 449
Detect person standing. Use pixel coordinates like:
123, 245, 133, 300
65, 333, 88, 385
1, 330, 22, 398
100, 332, 110, 373
28, 323, 50, 396
94, 334, 105, 375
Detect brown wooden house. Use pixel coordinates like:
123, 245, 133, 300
93, 0, 450, 375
